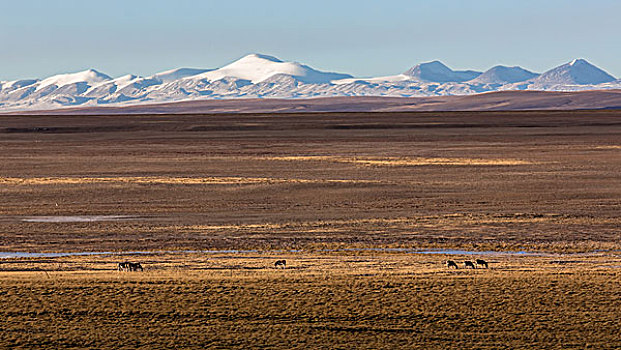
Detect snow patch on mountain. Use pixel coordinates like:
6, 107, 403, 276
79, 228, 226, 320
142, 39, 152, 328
403, 61, 481, 83
1, 55, 620, 112
0, 79, 39, 93
188, 54, 352, 84
333, 74, 411, 85
532, 59, 615, 86
470, 66, 539, 84
36, 69, 111, 91
153, 68, 212, 83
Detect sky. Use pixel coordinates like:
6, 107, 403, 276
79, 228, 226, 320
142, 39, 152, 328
1, 0, 620, 80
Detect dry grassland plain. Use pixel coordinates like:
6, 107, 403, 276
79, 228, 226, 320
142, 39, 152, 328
0, 110, 620, 349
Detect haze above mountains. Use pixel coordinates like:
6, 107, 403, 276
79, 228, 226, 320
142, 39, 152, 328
1, 54, 619, 112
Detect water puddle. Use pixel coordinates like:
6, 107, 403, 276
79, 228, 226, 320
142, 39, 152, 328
0, 249, 258, 259
21, 215, 140, 223
0, 248, 614, 260
322, 247, 551, 256
415, 249, 546, 256
0, 251, 122, 259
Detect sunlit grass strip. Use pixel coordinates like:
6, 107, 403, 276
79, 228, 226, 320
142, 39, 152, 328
265, 156, 533, 166
593, 145, 621, 149
1, 255, 619, 349
170, 213, 621, 232
0, 176, 380, 185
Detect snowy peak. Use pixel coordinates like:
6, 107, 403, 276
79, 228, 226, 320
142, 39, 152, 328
534, 59, 615, 85
569, 58, 589, 66
403, 60, 481, 83
2, 55, 620, 112
152, 68, 212, 83
0, 79, 39, 92
239, 53, 283, 63
190, 53, 352, 84
470, 65, 539, 84
37, 69, 111, 90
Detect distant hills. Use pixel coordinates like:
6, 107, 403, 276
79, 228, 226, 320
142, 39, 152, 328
1, 54, 619, 112
403, 61, 481, 83
470, 66, 539, 85
531, 59, 616, 87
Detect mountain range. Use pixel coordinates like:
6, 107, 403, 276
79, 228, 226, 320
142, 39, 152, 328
1, 54, 619, 112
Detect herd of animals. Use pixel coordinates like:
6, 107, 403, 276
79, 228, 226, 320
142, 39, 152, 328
117, 258, 491, 272
446, 259, 489, 269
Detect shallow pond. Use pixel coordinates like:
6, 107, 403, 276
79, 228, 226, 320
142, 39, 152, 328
21, 215, 139, 223
0, 249, 258, 259
1, 247, 615, 260
323, 247, 548, 256
0, 248, 548, 259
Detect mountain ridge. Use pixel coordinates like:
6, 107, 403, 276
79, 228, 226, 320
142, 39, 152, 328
403, 61, 481, 83
469, 65, 539, 84
6, 90, 620, 115
531, 58, 616, 87
1, 54, 619, 112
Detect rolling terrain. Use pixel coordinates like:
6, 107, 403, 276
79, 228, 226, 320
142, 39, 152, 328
1, 110, 620, 349
1, 110, 620, 253
9, 89, 621, 115
1, 252, 619, 349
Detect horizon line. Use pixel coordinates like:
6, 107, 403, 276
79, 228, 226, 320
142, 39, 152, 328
1, 54, 617, 82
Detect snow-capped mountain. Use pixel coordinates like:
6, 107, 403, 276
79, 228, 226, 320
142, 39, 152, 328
153, 68, 212, 83
403, 61, 481, 83
36, 69, 112, 91
469, 65, 539, 84
1, 55, 619, 112
186, 54, 352, 84
532, 59, 615, 86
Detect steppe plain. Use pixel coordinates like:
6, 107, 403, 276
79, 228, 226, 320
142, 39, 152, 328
0, 110, 620, 349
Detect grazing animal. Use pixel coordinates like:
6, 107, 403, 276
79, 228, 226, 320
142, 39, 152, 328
446, 260, 458, 269
128, 262, 143, 272
118, 262, 130, 271
464, 261, 476, 269
118, 262, 143, 272
476, 259, 489, 269
274, 260, 287, 269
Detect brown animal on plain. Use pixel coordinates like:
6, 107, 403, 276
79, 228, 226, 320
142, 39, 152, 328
476, 259, 488, 268
446, 260, 458, 269
118, 262, 143, 271
128, 262, 143, 271
464, 261, 476, 269
274, 260, 287, 269
118, 262, 130, 271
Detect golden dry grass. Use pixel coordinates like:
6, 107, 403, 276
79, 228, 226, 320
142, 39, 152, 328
593, 145, 621, 149
0, 252, 619, 349
264, 155, 534, 166
0, 176, 378, 186
171, 213, 621, 233
1, 111, 620, 253
1, 111, 620, 348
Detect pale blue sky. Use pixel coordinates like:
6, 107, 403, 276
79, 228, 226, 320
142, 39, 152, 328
1, 0, 619, 80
